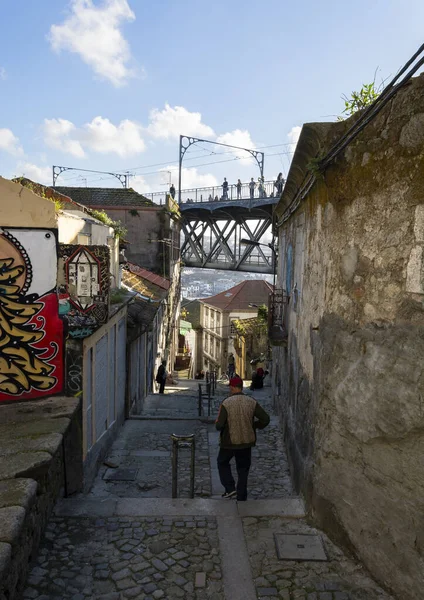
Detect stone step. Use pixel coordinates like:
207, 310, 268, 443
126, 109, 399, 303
55, 496, 305, 518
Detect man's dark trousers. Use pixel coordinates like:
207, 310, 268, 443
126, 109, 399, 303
159, 380, 165, 394
217, 447, 252, 500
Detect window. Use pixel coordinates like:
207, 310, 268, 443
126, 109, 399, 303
205, 307, 209, 328
204, 333, 209, 354
215, 338, 220, 357
230, 320, 237, 336
210, 310, 215, 331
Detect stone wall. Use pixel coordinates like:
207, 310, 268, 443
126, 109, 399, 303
103, 206, 166, 273
273, 74, 424, 599
0, 397, 81, 600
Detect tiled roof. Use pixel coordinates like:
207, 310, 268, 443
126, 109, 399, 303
54, 186, 154, 208
122, 268, 168, 301
126, 263, 170, 290
201, 280, 273, 311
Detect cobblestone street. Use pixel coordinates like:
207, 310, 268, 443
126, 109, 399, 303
23, 383, 394, 600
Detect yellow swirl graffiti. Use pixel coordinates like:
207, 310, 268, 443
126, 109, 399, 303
0, 247, 57, 396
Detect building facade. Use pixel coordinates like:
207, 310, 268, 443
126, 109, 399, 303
199, 280, 273, 376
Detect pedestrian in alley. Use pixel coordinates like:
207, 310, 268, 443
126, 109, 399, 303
222, 177, 229, 200
249, 177, 256, 200
156, 360, 167, 394
169, 183, 176, 199
236, 178, 242, 199
216, 376, 270, 501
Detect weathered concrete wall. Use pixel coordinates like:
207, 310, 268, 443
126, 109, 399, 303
102, 206, 166, 273
274, 74, 424, 599
0, 397, 81, 600
0, 177, 56, 228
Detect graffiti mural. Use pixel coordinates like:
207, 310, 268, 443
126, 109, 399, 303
58, 245, 110, 339
0, 228, 64, 402
65, 339, 83, 397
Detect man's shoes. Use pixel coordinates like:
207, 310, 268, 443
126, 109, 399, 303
221, 490, 237, 499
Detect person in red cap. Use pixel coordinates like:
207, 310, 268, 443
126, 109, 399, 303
215, 376, 270, 501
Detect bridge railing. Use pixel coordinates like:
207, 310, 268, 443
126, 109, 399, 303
144, 180, 280, 206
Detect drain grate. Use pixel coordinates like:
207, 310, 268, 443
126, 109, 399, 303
104, 468, 138, 481
274, 534, 327, 561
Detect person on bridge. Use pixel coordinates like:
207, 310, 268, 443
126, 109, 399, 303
236, 179, 242, 199
249, 178, 256, 200
274, 173, 285, 196
222, 178, 229, 200
169, 184, 176, 199
215, 376, 270, 501
258, 177, 266, 198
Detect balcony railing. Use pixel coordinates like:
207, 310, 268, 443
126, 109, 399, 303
144, 180, 282, 206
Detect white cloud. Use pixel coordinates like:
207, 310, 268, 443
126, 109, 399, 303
131, 175, 152, 194
43, 118, 85, 158
216, 129, 257, 166
0, 67, 6, 80
16, 162, 52, 185
287, 126, 301, 153
83, 116, 145, 156
147, 104, 215, 140
48, 0, 136, 87
178, 167, 218, 189
42, 116, 145, 157
0, 128, 23, 156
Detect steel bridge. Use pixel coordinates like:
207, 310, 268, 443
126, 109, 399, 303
171, 181, 278, 274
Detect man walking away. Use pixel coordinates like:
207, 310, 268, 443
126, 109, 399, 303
216, 376, 270, 501
156, 360, 167, 394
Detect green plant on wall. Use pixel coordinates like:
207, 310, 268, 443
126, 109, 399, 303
129, 209, 139, 217
257, 304, 268, 322
339, 82, 380, 119
89, 209, 127, 239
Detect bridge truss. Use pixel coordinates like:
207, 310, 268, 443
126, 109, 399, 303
180, 197, 278, 274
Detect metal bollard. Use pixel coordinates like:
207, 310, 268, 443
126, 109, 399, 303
207, 382, 211, 416
171, 433, 196, 499
198, 383, 203, 416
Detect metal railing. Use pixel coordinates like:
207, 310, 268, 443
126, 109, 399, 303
144, 180, 282, 206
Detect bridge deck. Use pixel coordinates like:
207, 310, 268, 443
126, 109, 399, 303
180, 196, 279, 215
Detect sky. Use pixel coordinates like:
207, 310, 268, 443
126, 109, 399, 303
1, 0, 424, 197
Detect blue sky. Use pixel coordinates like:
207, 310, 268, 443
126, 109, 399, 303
1, 0, 423, 194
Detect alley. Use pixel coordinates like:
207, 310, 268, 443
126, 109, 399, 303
22, 383, 393, 600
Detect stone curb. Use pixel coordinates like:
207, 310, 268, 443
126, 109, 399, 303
55, 497, 306, 518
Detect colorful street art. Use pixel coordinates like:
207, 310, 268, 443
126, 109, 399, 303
0, 228, 64, 402
58, 245, 110, 339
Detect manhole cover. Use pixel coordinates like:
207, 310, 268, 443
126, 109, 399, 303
274, 534, 327, 561
104, 468, 138, 481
